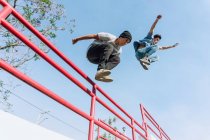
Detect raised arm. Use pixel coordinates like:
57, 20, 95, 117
159, 43, 179, 50
148, 15, 162, 34
72, 34, 99, 44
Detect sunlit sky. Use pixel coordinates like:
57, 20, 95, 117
1, 0, 210, 140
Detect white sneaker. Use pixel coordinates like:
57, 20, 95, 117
140, 57, 150, 65
95, 69, 111, 81
97, 75, 113, 82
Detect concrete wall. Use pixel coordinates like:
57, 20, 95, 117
0, 110, 73, 140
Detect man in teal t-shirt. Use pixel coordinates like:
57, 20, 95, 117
133, 15, 179, 70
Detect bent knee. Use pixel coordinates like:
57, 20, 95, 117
113, 57, 120, 64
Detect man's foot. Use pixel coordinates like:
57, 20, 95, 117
140, 61, 149, 70
97, 75, 113, 82
140, 57, 150, 65
95, 69, 111, 81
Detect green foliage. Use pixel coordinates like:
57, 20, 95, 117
0, 0, 75, 110
0, 81, 3, 87
0, 81, 13, 112
96, 117, 126, 140
33, 54, 40, 61
41, 0, 52, 5
0, 0, 75, 68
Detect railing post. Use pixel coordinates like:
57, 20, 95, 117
97, 126, 100, 140
131, 119, 136, 140
158, 126, 163, 140
88, 85, 97, 140
0, 1, 171, 140
140, 104, 148, 140
114, 129, 117, 140
0, 6, 12, 21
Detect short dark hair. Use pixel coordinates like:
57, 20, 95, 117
119, 31, 132, 43
154, 34, 162, 40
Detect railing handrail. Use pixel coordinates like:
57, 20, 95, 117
141, 105, 171, 140
98, 119, 131, 140
0, 0, 142, 130
0, 60, 129, 140
0, 1, 171, 139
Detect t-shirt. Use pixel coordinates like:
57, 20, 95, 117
134, 32, 159, 52
141, 32, 159, 49
90, 32, 122, 55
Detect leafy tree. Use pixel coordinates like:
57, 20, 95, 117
0, 0, 75, 110
96, 117, 126, 140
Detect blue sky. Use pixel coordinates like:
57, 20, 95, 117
1, 0, 210, 140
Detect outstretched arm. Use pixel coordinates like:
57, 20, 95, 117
148, 15, 162, 34
159, 43, 179, 50
72, 34, 99, 44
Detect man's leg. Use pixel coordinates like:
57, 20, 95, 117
138, 46, 157, 65
140, 55, 158, 70
148, 55, 159, 63
145, 47, 157, 57
105, 54, 120, 70
95, 43, 114, 82
95, 55, 120, 82
87, 44, 102, 64
87, 44, 112, 81
97, 43, 114, 70
142, 47, 158, 65
135, 48, 149, 70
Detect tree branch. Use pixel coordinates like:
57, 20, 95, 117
0, 43, 24, 50
13, 0, 18, 8
13, 55, 35, 68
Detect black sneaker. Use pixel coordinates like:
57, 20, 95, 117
140, 61, 149, 70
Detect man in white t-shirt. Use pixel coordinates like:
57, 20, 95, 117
72, 31, 132, 82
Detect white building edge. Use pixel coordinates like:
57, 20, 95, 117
0, 110, 74, 140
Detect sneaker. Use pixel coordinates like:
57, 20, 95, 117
140, 57, 150, 65
95, 69, 111, 81
97, 75, 113, 82
140, 61, 149, 70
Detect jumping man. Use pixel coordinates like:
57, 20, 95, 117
133, 15, 179, 70
72, 31, 132, 82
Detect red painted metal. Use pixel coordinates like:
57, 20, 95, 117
0, 18, 94, 97
88, 86, 97, 140
0, 60, 92, 121
147, 125, 162, 139
0, 0, 171, 140
140, 105, 171, 140
131, 119, 136, 140
97, 126, 100, 140
140, 104, 149, 139
0, 6, 12, 20
0, 0, 95, 85
97, 119, 131, 140
100, 119, 131, 140
96, 86, 133, 120
0, 60, 126, 140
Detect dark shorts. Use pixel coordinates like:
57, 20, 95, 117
87, 44, 105, 64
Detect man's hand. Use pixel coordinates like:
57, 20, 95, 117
172, 43, 179, 47
159, 43, 179, 50
72, 38, 78, 44
157, 15, 162, 19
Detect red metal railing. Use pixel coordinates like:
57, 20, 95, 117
0, 0, 171, 140
140, 105, 171, 140
97, 119, 131, 140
